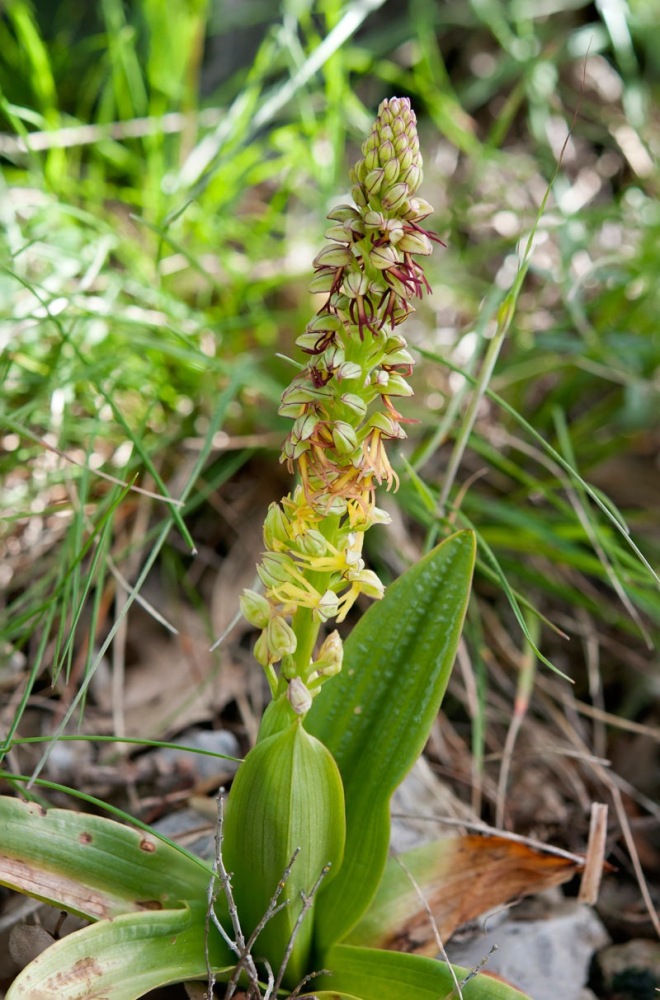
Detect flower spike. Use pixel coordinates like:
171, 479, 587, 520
243, 99, 439, 711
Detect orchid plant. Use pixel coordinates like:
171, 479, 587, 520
0, 100, 539, 1000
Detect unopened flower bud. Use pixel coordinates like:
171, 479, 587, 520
403, 196, 433, 221
332, 421, 359, 455
363, 210, 385, 229
313, 245, 353, 268
400, 163, 422, 194
368, 411, 405, 438
379, 139, 396, 163
313, 630, 344, 677
267, 615, 298, 659
383, 157, 400, 186
327, 204, 361, 223
385, 345, 415, 367
340, 392, 368, 417
291, 411, 319, 446
381, 182, 409, 213
298, 529, 328, 557
257, 552, 293, 589
364, 168, 385, 198
308, 270, 336, 294
377, 372, 414, 397
253, 630, 270, 667
263, 501, 291, 549
336, 361, 363, 381
287, 677, 313, 715
343, 271, 370, 297
240, 589, 271, 630
364, 147, 380, 171
351, 183, 368, 208
324, 229, 348, 246
369, 244, 399, 269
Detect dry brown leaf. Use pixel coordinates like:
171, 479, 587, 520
348, 834, 584, 955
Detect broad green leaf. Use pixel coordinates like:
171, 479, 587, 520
344, 835, 582, 953
306, 531, 476, 950
6, 904, 234, 1000
0, 795, 210, 919
317, 943, 531, 1000
223, 719, 345, 989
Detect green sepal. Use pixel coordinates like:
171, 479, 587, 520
306, 530, 476, 950
6, 904, 234, 1000
317, 943, 531, 1000
223, 720, 345, 989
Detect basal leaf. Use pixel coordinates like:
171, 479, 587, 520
306, 531, 476, 950
6, 904, 234, 1000
0, 795, 210, 920
223, 720, 345, 989
317, 943, 531, 1000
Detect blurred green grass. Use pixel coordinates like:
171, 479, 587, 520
1, 0, 659, 763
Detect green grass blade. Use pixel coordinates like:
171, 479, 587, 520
418, 347, 660, 588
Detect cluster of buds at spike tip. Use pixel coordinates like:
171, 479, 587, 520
243, 98, 438, 716
279, 96, 441, 515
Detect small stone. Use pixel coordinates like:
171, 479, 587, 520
447, 897, 610, 1000
592, 938, 660, 999
159, 728, 240, 782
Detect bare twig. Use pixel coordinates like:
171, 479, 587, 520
205, 791, 261, 999
0, 107, 225, 155
495, 614, 538, 829
225, 845, 302, 999
539, 694, 660, 935
210, 607, 244, 652
453, 946, 498, 994
13, 425, 185, 506
390, 811, 588, 867
290, 967, 331, 998
578, 803, 608, 905
272, 863, 332, 997
394, 854, 463, 999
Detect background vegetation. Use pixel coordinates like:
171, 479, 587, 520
1, 0, 659, 986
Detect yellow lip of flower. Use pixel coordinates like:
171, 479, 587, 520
269, 570, 323, 609
335, 567, 386, 623
363, 427, 400, 490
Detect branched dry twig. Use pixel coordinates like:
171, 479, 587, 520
205, 790, 261, 999
224, 842, 300, 999
289, 966, 331, 999
272, 863, 332, 997
206, 790, 320, 999
204, 792, 335, 999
